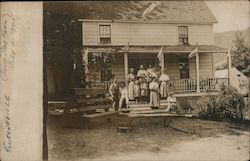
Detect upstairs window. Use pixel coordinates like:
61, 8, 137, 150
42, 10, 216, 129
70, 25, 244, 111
178, 26, 189, 45
99, 25, 111, 44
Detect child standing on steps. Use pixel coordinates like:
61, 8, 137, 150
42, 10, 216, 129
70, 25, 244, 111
140, 78, 148, 104
134, 80, 140, 104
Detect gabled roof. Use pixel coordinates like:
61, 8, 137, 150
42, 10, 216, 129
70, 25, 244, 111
77, 1, 217, 23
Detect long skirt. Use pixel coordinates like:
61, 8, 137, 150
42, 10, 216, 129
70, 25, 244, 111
160, 81, 168, 98
128, 81, 134, 100
149, 91, 160, 108
112, 96, 119, 111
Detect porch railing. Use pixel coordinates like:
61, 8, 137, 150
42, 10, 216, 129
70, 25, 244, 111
84, 78, 229, 93
169, 78, 229, 93
82, 81, 111, 90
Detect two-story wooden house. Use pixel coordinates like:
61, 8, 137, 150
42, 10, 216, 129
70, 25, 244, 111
78, 1, 228, 96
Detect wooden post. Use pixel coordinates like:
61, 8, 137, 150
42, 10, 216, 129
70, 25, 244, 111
196, 53, 200, 92
161, 53, 165, 73
84, 49, 89, 81
85, 65, 89, 81
227, 49, 231, 86
124, 52, 128, 87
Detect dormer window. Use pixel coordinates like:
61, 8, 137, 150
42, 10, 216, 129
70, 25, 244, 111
178, 26, 189, 45
99, 24, 111, 44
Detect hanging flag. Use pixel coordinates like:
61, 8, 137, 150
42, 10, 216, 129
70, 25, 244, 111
83, 48, 89, 65
188, 48, 198, 58
157, 46, 163, 66
73, 62, 76, 70
142, 2, 161, 17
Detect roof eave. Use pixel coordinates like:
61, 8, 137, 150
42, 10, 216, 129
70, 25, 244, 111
78, 19, 217, 24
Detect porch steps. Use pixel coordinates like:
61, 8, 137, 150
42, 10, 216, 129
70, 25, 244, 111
129, 108, 169, 114
127, 101, 169, 115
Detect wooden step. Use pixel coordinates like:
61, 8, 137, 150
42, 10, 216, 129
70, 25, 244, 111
130, 109, 169, 114
77, 98, 111, 103
81, 111, 118, 119
124, 113, 193, 118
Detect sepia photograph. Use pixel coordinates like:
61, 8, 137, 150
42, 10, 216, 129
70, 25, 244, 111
0, 1, 250, 161
45, 1, 250, 161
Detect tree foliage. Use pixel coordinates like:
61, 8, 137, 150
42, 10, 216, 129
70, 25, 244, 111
231, 32, 250, 77
198, 87, 246, 121
44, 2, 82, 98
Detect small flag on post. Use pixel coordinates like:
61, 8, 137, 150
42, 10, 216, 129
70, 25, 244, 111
189, 48, 198, 58
83, 48, 89, 65
122, 42, 130, 51
227, 49, 232, 85
157, 46, 163, 67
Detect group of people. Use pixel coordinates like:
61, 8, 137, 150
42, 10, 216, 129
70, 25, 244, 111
109, 64, 177, 112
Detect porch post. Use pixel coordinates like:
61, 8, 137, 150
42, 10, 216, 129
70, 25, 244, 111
124, 52, 128, 87
85, 64, 89, 81
196, 53, 200, 92
161, 53, 165, 73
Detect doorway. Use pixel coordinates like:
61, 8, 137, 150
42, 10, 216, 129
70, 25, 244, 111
179, 57, 189, 79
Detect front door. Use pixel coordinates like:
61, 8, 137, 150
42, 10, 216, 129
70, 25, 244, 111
179, 57, 189, 79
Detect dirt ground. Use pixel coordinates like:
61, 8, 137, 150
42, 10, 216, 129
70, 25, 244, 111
47, 115, 250, 161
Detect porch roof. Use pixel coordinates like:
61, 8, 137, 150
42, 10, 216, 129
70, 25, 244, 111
84, 45, 228, 54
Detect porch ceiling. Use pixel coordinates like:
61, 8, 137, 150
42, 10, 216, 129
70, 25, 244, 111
84, 45, 228, 54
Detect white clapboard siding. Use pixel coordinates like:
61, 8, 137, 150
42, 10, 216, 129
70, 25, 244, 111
199, 53, 213, 77
189, 57, 196, 79
165, 55, 179, 79
82, 22, 213, 46
82, 22, 99, 45
189, 53, 213, 79
112, 23, 177, 45
189, 24, 213, 45
112, 55, 125, 81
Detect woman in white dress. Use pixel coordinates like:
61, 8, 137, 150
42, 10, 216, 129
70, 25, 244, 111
128, 68, 135, 101
159, 69, 170, 99
149, 77, 160, 109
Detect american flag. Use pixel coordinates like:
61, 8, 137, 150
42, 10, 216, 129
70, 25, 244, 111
157, 46, 163, 66
188, 48, 198, 58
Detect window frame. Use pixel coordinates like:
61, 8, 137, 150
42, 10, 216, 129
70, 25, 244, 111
178, 26, 189, 45
98, 24, 112, 44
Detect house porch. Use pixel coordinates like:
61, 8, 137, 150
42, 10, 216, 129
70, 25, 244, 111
83, 45, 228, 95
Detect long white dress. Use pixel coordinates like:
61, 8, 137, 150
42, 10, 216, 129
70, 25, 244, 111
159, 74, 169, 98
128, 73, 135, 100
149, 81, 160, 107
